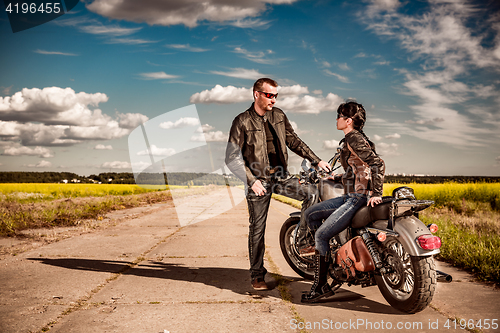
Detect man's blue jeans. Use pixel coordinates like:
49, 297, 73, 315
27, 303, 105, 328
304, 193, 368, 256
246, 175, 318, 280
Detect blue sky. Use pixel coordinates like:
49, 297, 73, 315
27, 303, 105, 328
1, 0, 499, 177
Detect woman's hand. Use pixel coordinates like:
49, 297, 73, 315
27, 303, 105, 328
367, 196, 382, 207
317, 160, 331, 172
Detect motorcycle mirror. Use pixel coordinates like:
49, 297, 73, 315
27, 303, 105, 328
301, 159, 310, 172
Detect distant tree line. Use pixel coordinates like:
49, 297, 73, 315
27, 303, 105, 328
385, 175, 500, 184
0, 171, 243, 186
1, 172, 498, 185
0, 172, 88, 183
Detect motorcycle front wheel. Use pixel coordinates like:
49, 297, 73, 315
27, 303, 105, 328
375, 236, 437, 313
279, 216, 314, 280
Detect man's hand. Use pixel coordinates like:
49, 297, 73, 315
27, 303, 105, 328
317, 160, 331, 173
251, 180, 267, 196
367, 196, 382, 207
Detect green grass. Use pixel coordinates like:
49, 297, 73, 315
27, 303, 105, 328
422, 212, 500, 283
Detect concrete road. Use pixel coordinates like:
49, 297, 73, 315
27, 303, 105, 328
0, 189, 499, 333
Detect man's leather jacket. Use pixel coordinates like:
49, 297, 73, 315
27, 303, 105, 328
226, 103, 321, 187
339, 130, 385, 197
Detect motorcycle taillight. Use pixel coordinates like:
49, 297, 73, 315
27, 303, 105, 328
417, 235, 442, 250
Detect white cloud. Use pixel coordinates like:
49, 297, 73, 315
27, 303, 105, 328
360, 0, 500, 148
79, 23, 141, 36
376, 142, 400, 157
0, 87, 109, 125
197, 124, 215, 133
139, 72, 179, 80
55, 17, 152, 45
191, 131, 228, 142
25, 160, 52, 168
323, 139, 340, 150
210, 68, 267, 80
338, 63, 350, 71
34, 50, 78, 56
277, 93, 343, 114
0, 87, 148, 147
324, 70, 350, 83
159, 117, 200, 130
385, 133, 401, 139
137, 145, 176, 157
101, 161, 131, 169
278, 85, 309, 96
95, 144, 113, 150
228, 18, 271, 29
190, 84, 343, 114
190, 85, 252, 104
64, 123, 130, 141
85, 0, 299, 28
118, 113, 149, 128
166, 44, 209, 52
3, 146, 54, 158
373, 134, 382, 141
106, 38, 158, 45
288, 121, 307, 135
233, 47, 278, 64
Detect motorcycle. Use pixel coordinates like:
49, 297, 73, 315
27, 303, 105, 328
279, 147, 451, 313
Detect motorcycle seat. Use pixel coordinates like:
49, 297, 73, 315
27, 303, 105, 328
351, 196, 392, 228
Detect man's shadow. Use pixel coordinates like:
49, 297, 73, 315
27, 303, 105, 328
29, 257, 399, 313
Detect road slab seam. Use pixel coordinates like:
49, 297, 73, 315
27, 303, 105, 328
36, 226, 184, 333
265, 250, 309, 333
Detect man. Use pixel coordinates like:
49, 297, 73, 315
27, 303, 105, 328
226, 78, 330, 290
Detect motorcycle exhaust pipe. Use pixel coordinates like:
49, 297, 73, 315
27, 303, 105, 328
436, 270, 452, 283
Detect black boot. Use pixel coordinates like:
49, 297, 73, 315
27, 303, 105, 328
298, 225, 318, 257
295, 218, 311, 249
301, 250, 334, 303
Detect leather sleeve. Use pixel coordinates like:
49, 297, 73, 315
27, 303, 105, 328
225, 116, 257, 187
283, 113, 321, 163
345, 133, 385, 196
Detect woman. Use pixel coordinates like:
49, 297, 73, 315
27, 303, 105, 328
301, 101, 385, 303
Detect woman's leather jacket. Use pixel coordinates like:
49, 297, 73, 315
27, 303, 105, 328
339, 130, 385, 197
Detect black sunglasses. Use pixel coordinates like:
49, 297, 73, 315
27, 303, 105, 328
258, 91, 278, 99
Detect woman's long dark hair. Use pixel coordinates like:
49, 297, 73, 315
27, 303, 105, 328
337, 101, 376, 152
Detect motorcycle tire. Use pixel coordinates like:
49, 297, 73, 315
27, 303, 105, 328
375, 236, 437, 313
279, 216, 315, 280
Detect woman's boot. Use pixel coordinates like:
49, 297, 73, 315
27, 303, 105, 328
301, 250, 334, 303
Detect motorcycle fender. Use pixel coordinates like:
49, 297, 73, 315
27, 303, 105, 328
372, 216, 440, 257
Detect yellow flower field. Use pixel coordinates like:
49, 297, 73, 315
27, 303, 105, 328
0, 183, 173, 201
383, 182, 500, 209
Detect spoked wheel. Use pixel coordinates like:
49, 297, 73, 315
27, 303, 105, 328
279, 216, 314, 280
375, 236, 437, 313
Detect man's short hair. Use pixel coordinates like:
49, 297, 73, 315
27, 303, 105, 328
253, 78, 278, 92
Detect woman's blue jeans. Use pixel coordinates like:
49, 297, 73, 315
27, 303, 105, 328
304, 193, 368, 256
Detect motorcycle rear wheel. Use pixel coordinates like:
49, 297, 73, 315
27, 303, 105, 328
279, 216, 314, 280
375, 236, 437, 313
